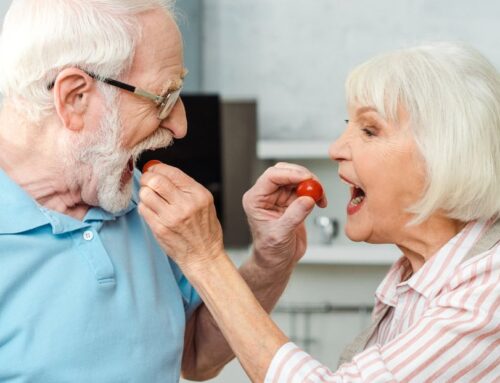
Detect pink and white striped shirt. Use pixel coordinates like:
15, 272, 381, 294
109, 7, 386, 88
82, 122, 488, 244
265, 219, 500, 382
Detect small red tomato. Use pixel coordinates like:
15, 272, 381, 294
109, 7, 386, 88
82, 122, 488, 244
296, 179, 324, 202
142, 160, 162, 173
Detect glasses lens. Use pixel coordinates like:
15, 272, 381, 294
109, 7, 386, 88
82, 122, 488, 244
158, 88, 182, 120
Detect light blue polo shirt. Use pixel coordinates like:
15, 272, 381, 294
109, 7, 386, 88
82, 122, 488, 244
0, 169, 202, 382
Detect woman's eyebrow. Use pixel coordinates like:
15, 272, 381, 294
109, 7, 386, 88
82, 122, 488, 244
355, 106, 378, 116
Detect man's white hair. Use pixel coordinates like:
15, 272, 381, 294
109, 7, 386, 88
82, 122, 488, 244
346, 42, 500, 223
0, 0, 175, 122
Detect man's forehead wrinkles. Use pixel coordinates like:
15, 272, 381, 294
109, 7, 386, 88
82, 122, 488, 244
148, 67, 186, 94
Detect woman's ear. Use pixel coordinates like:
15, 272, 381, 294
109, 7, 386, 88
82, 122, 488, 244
52, 68, 95, 131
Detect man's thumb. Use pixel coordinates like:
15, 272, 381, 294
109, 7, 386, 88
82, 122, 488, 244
279, 197, 316, 229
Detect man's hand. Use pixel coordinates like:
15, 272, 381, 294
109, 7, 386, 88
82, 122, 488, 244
138, 163, 224, 272
243, 162, 327, 272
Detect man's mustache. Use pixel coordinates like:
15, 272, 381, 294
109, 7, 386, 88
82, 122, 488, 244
131, 128, 174, 160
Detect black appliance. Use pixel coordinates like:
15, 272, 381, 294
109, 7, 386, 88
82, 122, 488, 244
137, 94, 223, 222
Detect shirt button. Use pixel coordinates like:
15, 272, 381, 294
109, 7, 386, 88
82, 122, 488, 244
83, 231, 94, 241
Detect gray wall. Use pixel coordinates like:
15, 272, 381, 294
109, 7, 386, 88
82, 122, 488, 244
201, 0, 500, 141
176, 0, 203, 92
0, 1, 9, 18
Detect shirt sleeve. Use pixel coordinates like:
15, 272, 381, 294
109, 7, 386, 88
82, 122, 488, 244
265, 247, 500, 382
168, 258, 202, 319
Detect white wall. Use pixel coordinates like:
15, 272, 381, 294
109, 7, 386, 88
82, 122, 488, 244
0, 1, 9, 17
202, 0, 500, 141
0, 0, 12, 100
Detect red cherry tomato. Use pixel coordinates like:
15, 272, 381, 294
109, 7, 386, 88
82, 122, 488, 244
142, 160, 162, 173
296, 179, 324, 202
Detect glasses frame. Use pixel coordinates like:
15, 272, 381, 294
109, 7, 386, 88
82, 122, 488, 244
48, 69, 186, 120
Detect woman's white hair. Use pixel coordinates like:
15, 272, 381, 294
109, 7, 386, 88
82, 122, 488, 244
0, 0, 175, 122
346, 42, 500, 223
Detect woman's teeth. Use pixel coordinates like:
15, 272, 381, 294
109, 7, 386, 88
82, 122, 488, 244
350, 195, 365, 206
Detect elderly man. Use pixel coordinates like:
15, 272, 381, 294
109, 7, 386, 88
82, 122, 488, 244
0, 0, 321, 381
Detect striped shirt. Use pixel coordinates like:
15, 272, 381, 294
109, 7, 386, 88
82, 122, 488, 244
265, 219, 500, 382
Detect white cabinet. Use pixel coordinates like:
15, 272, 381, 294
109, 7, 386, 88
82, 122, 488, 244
303, 243, 400, 265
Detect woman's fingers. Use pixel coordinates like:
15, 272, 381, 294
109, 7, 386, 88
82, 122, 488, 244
144, 162, 198, 190
140, 171, 177, 204
139, 164, 224, 269
138, 198, 172, 240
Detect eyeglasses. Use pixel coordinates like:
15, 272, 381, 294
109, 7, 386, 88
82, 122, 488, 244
48, 69, 187, 120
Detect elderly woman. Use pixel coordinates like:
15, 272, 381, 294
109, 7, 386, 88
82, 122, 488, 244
139, 42, 500, 382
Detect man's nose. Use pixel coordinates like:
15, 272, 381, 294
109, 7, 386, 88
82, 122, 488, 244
160, 98, 187, 139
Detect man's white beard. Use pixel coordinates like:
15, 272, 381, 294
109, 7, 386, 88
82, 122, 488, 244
66, 86, 174, 213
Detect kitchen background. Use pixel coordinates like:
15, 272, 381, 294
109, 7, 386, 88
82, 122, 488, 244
172, 1, 499, 381
0, 1, 498, 382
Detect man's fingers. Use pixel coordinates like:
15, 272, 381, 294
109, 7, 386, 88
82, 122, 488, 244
317, 194, 328, 208
278, 196, 316, 230
254, 167, 313, 194
274, 162, 311, 174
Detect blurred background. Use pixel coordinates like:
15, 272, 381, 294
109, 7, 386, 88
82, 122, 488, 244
169, 1, 499, 381
1, 1, 498, 381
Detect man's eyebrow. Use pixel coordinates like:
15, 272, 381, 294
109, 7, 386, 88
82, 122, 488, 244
181, 68, 189, 79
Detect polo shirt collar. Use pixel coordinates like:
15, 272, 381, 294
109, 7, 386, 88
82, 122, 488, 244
0, 168, 138, 235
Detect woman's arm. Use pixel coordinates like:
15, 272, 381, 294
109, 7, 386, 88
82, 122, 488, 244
266, 245, 500, 382
138, 162, 322, 381
183, 251, 290, 382
180, 251, 298, 380
138, 162, 500, 382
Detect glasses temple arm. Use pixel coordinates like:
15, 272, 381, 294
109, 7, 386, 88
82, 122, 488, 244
99, 76, 162, 104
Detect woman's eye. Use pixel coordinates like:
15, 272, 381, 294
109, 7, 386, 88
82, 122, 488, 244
362, 127, 376, 137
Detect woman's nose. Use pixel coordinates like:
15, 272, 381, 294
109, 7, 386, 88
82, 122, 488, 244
329, 130, 350, 162
160, 98, 187, 139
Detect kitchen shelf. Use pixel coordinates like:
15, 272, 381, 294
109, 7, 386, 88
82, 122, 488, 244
302, 243, 400, 265
227, 243, 400, 266
257, 140, 332, 159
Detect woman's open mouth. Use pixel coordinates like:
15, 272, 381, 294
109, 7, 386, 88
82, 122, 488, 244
348, 186, 366, 215
340, 174, 366, 215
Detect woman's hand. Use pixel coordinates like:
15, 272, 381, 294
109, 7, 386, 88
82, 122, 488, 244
243, 162, 327, 271
138, 163, 225, 272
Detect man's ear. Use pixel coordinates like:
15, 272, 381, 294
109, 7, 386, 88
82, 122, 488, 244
52, 68, 95, 131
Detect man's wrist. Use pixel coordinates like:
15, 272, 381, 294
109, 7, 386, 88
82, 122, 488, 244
250, 245, 299, 274
242, 249, 295, 286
